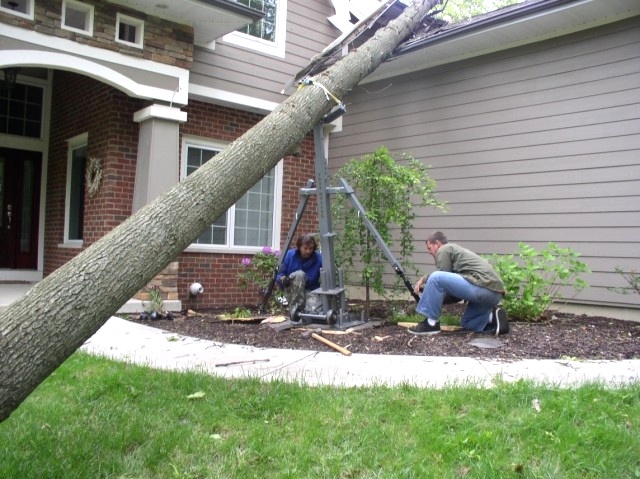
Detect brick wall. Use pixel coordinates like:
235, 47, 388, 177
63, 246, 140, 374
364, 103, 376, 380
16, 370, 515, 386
45, 79, 317, 310
0, 0, 193, 68
45, 71, 142, 273
178, 101, 318, 309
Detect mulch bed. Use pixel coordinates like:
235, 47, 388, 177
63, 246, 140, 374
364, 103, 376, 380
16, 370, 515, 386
127, 301, 640, 361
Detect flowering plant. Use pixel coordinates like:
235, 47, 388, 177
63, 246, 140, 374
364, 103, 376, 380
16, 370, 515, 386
237, 246, 284, 306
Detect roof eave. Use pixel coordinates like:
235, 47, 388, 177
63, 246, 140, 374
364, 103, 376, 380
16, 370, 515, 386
363, 0, 640, 84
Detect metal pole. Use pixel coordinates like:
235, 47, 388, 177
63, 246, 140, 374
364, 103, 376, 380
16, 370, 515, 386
313, 123, 336, 291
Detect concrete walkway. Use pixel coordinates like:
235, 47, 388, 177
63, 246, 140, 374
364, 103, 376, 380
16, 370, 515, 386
0, 282, 37, 310
4, 283, 639, 388
80, 316, 640, 388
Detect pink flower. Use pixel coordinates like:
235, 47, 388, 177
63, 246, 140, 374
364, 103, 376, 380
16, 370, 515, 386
241, 257, 251, 266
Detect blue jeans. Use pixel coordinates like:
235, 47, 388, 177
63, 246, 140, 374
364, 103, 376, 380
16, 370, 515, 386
416, 271, 503, 332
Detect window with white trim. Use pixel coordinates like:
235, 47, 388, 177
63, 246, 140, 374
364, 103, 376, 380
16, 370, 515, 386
64, 134, 87, 245
115, 13, 144, 48
62, 0, 94, 36
0, 0, 34, 19
0, 80, 43, 138
182, 139, 282, 251
222, 0, 287, 58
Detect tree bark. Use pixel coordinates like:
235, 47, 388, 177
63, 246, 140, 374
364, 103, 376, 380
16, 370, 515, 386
0, 0, 442, 422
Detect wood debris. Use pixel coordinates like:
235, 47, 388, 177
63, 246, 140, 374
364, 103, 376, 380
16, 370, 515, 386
216, 314, 267, 323
374, 335, 391, 341
261, 315, 287, 324
215, 358, 270, 368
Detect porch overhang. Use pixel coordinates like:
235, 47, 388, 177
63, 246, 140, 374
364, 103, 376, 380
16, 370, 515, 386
105, 0, 264, 45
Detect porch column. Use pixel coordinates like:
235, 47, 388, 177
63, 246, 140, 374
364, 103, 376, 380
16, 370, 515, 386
132, 104, 187, 212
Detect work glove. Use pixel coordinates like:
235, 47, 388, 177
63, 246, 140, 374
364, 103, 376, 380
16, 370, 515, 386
280, 276, 291, 288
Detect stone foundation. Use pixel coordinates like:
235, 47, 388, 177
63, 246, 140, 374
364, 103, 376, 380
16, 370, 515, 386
134, 261, 179, 303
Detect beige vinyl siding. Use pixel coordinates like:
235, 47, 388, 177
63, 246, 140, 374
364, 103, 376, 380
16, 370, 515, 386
191, 0, 337, 104
329, 17, 640, 309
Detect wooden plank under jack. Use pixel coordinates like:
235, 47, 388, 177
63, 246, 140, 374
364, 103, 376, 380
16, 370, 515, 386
269, 319, 385, 333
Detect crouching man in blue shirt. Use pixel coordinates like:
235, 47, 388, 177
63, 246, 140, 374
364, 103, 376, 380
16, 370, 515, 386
276, 234, 322, 320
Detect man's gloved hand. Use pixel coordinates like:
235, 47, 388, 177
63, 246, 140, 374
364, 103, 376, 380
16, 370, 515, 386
280, 276, 291, 288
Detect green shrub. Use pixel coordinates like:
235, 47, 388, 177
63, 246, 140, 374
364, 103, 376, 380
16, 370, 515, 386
608, 267, 640, 296
143, 285, 164, 314
229, 306, 252, 318
237, 246, 284, 310
332, 147, 446, 311
486, 242, 590, 321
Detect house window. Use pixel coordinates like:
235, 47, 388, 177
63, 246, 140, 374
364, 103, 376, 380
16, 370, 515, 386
0, 80, 43, 138
0, 0, 34, 19
62, 0, 94, 35
222, 0, 287, 58
237, 0, 277, 42
182, 139, 282, 251
115, 13, 144, 48
64, 134, 87, 245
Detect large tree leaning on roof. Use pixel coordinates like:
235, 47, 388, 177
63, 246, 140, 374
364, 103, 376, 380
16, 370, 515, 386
0, 0, 442, 422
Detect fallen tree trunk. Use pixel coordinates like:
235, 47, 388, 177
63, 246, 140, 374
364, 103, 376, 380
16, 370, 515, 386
0, 0, 442, 422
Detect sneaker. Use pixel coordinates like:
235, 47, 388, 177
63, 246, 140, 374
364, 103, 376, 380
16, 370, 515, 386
408, 320, 441, 335
493, 307, 509, 335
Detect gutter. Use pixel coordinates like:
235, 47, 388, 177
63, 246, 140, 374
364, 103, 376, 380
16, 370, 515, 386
396, 0, 583, 55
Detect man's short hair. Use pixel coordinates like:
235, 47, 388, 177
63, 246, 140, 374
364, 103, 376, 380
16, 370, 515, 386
426, 231, 448, 245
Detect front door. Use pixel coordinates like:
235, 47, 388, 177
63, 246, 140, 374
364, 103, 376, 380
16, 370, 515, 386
0, 148, 42, 270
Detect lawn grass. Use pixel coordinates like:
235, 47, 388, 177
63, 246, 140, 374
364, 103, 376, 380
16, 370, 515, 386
1, 353, 638, 479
